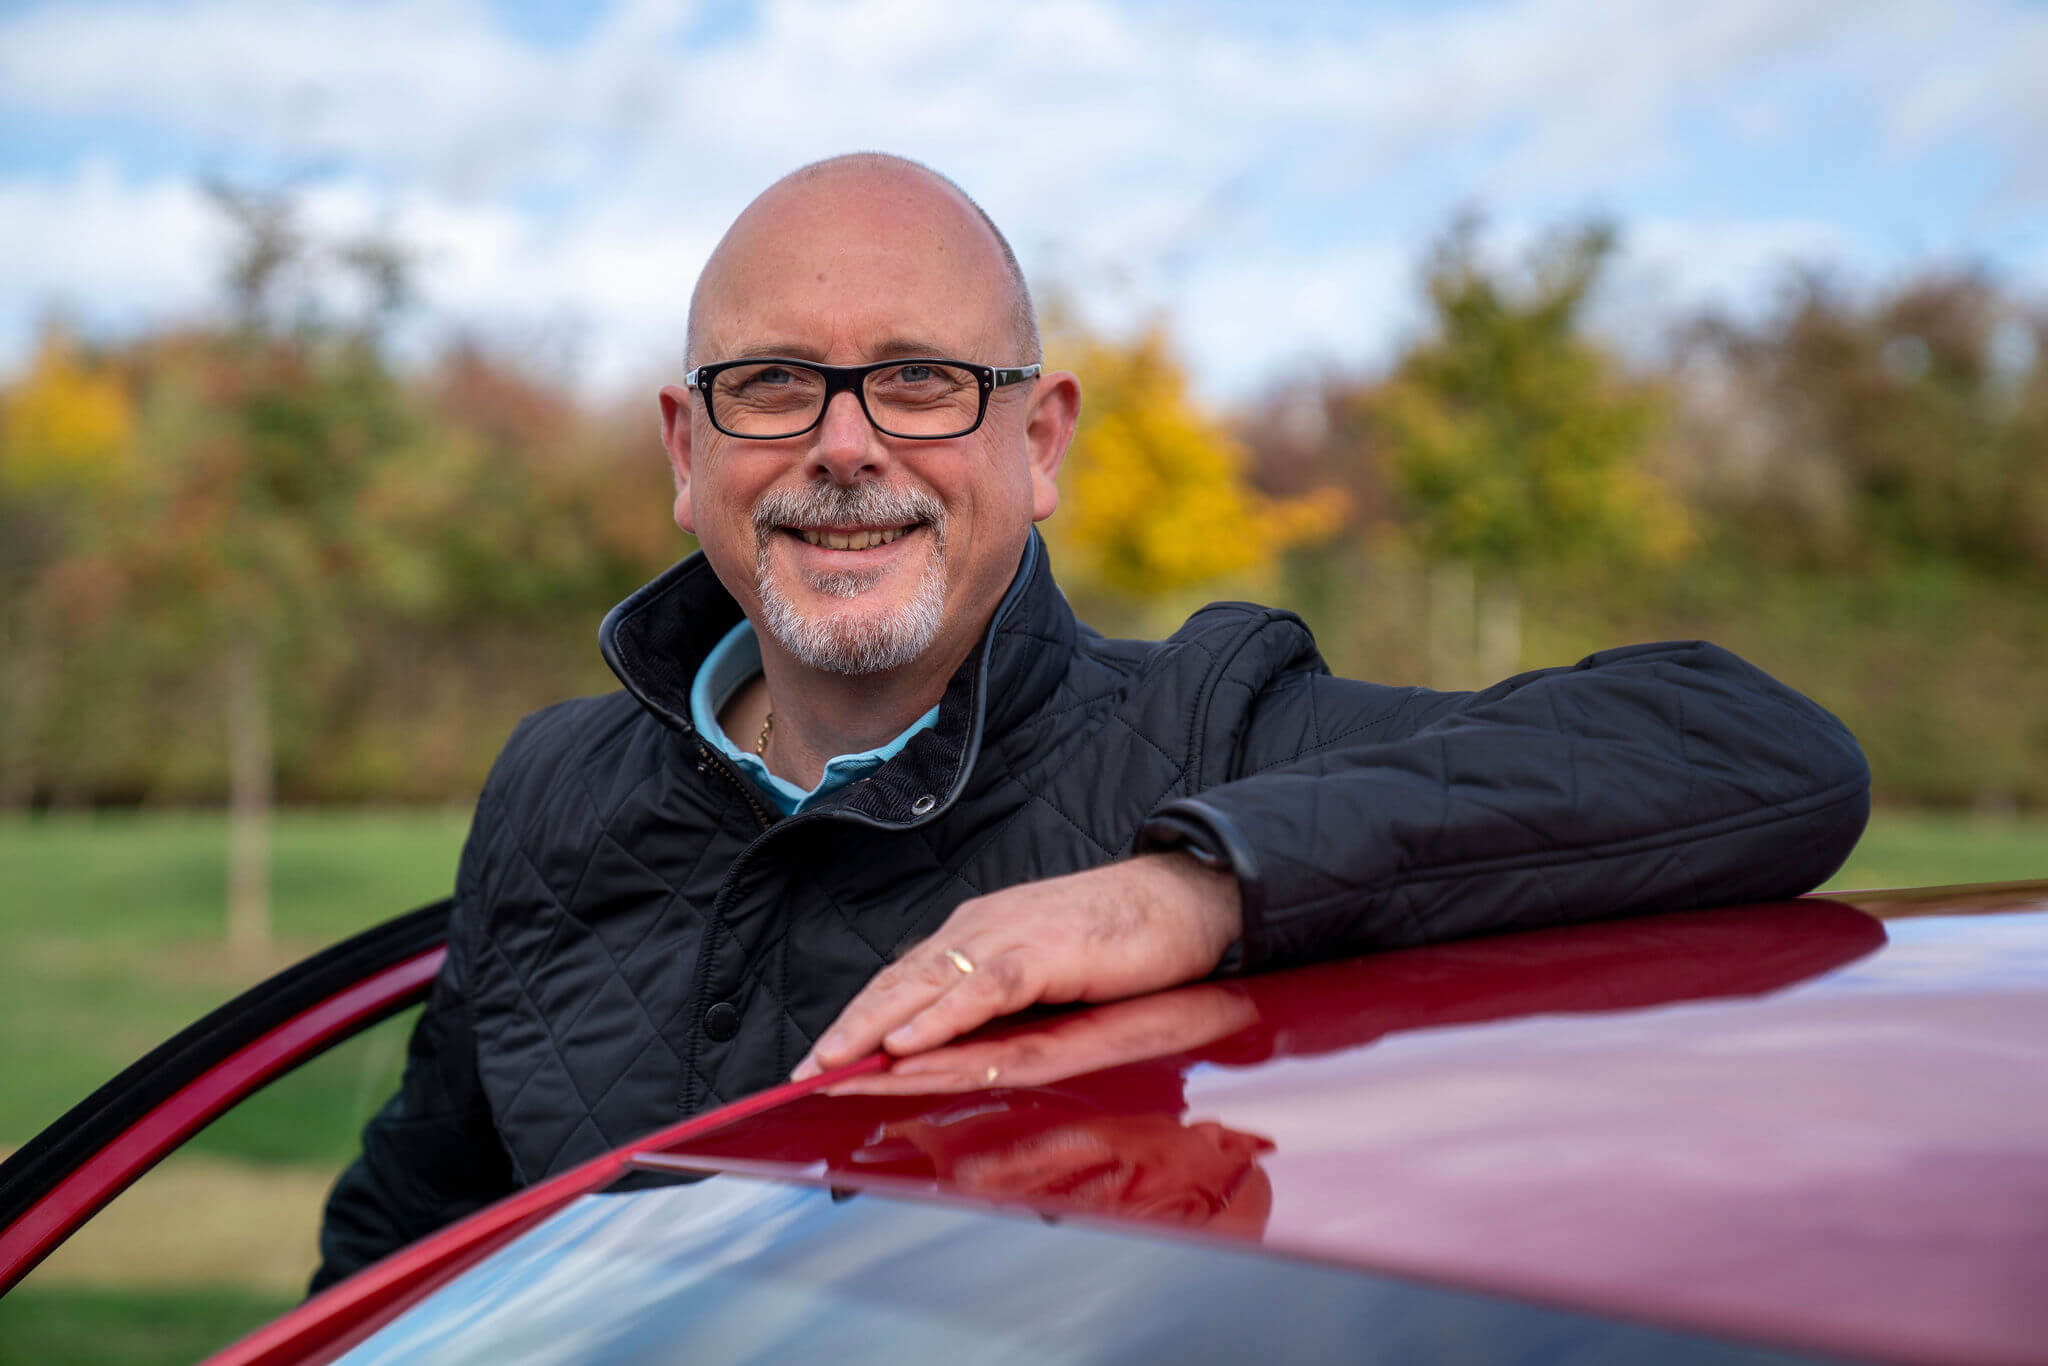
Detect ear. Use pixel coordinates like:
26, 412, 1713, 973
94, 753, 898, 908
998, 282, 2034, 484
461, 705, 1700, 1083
1023, 369, 1080, 523
658, 384, 696, 533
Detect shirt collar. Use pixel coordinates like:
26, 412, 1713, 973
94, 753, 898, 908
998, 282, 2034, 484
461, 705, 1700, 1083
687, 619, 939, 816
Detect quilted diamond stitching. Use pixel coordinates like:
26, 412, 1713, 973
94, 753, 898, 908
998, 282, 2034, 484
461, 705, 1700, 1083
502, 824, 680, 1040
479, 933, 600, 1121
580, 1029, 671, 1132
1103, 709, 1190, 773
1027, 788, 1119, 859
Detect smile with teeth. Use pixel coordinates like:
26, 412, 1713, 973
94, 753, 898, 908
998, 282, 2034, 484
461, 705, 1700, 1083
792, 525, 917, 551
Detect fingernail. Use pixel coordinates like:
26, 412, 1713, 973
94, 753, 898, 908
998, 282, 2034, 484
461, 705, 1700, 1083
790, 1053, 819, 1081
884, 1025, 915, 1049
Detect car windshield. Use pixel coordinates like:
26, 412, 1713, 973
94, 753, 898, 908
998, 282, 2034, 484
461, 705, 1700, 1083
335, 1169, 1821, 1365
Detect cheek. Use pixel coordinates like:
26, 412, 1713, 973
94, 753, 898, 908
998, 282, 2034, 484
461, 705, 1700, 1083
689, 462, 774, 579
949, 438, 1035, 531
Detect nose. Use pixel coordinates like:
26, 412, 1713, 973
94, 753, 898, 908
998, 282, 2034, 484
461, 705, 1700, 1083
807, 388, 889, 486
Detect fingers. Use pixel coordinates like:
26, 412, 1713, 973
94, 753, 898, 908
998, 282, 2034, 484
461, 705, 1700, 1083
824, 984, 1259, 1097
874, 948, 1029, 1054
792, 937, 1030, 1080
790, 955, 946, 1081
791, 856, 1242, 1082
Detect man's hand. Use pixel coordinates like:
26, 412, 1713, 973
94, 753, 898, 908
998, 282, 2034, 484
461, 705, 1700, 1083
789, 852, 1243, 1081
821, 980, 1260, 1096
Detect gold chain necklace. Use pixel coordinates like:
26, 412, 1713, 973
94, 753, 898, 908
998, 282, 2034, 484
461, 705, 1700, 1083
755, 710, 773, 757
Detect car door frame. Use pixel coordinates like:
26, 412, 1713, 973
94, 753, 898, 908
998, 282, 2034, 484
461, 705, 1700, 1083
0, 900, 450, 1297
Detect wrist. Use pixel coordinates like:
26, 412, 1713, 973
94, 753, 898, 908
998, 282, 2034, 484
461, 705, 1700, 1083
1134, 850, 1244, 969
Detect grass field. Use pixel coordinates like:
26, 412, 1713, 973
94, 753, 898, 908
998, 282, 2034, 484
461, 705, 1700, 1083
1, 810, 467, 1362
0, 805, 2043, 1360
1817, 809, 2048, 891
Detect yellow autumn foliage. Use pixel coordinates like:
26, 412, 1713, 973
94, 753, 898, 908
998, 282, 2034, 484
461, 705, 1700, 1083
1052, 324, 1345, 598
1, 331, 134, 491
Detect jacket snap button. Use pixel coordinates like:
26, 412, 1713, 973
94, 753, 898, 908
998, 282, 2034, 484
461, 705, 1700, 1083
911, 794, 936, 815
703, 1001, 741, 1042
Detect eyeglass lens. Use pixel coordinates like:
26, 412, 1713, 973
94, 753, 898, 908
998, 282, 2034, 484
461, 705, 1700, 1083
709, 362, 982, 438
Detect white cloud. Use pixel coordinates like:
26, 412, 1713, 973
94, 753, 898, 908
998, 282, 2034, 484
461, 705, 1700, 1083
1, 0, 2043, 398
1163, 244, 1418, 401
0, 162, 227, 371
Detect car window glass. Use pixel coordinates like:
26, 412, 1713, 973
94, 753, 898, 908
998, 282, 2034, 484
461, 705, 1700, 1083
341, 1169, 1828, 1366
0, 1006, 418, 1365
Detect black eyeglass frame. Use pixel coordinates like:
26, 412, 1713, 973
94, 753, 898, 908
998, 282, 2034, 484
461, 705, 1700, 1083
683, 357, 1043, 441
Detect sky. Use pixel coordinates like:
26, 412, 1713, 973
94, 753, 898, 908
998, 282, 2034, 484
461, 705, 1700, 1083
3, 0, 2046, 404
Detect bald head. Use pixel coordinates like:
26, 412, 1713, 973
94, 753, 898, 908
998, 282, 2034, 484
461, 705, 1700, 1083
686, 153, 1039, 369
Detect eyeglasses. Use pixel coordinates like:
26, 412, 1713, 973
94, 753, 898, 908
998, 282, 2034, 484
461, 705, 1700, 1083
684, 357, 1042, 440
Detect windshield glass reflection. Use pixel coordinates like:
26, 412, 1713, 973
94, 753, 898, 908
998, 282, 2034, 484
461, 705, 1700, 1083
337, 1174, 1820, 1366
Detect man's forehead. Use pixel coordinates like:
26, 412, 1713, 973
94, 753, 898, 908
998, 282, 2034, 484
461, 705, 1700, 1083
702, 289, 999, 361
693, 164, 1013, 360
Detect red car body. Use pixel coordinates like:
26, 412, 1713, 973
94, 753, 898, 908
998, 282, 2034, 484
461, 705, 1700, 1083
5, 883, 2045, 1364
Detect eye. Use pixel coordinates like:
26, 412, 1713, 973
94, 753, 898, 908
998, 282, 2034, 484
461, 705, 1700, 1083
715, 363, 824, 414
870, 363, 968, 399
740, 365, 798, 390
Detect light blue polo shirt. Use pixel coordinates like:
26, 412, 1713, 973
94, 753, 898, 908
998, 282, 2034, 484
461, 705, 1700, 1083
688, 619, 940, 815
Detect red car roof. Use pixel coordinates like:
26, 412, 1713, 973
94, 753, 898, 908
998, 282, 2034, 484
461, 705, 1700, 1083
222, 886, 2048, 1365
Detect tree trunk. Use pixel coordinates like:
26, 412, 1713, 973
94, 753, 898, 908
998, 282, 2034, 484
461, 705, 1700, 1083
226, 632, 273, 965
1477, 575, 1523, 685
0, 595, 48, 810
1426, 559, 1476, 689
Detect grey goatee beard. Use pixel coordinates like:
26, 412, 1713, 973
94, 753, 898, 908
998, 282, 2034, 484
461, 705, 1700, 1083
751, 482, 948, 676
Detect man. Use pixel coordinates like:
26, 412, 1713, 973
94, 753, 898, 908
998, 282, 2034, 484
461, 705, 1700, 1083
312, 154, 1869, 1289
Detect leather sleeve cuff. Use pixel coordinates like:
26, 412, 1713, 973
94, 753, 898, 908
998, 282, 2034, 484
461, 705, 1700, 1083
1138, 797, 1267, 974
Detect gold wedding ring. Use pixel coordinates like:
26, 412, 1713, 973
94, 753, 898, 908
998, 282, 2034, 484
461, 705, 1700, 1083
944, 947, 976, 975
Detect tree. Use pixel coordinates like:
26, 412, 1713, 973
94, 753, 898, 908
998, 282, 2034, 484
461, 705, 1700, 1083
1047, 319, 1345, 614
0, 327, 135, 807
1674, 270, 2048, 576
1371, 220, 1689, 683
114, 187, 426, 961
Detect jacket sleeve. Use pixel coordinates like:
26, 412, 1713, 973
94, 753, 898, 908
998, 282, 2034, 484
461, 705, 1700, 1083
309, 802, 515, 1295
1139, 639, 1870, 971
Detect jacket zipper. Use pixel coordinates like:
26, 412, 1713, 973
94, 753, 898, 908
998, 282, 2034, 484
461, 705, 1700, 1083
694, 740, 775, 832
680, 738, 778, 1113
678, 741, 939, 1111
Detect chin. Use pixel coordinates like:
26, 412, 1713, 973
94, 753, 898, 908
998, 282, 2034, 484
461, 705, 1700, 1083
756, 568, 947, 676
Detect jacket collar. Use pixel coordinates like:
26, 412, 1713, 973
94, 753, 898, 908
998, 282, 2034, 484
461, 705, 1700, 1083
600, 530, 1077, 827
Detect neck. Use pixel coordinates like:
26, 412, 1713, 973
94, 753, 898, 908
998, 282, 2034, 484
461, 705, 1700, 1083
751, 634, 968, 788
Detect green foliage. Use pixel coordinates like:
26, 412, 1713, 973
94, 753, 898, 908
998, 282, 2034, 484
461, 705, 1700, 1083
1676, 271, 2048, 573
1371, 220, 1690, 572
1506, 545, 2048, 812
3, 200, 2048, 809
0, 198, 683, 807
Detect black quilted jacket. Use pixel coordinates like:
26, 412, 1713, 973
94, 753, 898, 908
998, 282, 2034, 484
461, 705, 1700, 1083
313, 533, 1869, 1289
